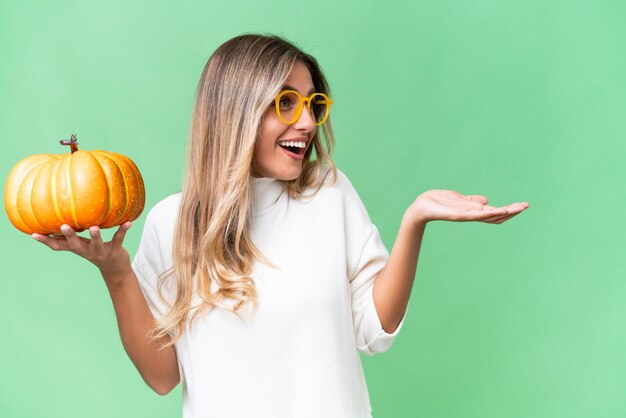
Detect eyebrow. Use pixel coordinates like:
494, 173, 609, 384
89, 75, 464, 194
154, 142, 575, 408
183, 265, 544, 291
281, 84, 316, 95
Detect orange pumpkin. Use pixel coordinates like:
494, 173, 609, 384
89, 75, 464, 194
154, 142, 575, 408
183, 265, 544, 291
4, 135, 145, 235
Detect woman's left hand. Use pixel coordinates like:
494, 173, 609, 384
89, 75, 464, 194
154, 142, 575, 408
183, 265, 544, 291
405, 190, 529, 227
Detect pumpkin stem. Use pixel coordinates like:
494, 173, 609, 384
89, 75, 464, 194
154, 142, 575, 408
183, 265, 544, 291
60, 134, 79, 154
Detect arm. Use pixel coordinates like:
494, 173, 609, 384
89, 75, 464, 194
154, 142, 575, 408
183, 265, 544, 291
33, 222, 179, 395
105, 268, 180, 395
372, 213, 425, 334
373, 190, 529, 333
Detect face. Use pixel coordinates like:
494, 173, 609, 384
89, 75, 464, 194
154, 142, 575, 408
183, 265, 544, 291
253, 61, 318, 180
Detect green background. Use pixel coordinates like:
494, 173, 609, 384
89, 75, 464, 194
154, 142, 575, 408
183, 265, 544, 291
1, 0, 625, 416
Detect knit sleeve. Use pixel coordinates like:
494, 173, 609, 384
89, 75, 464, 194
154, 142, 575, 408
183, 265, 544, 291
339, 171, 408, 356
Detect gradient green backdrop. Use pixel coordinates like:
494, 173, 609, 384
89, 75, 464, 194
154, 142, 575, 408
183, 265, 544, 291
2, 0, 625, 417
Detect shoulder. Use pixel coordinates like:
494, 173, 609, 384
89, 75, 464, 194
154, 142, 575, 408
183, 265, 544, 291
300, 163, 366, 213
143, 193, 182, 228
132, 194, 181, 269
308, 162, 354, 194
335, 168, 357, 193
320, 164, 361, 201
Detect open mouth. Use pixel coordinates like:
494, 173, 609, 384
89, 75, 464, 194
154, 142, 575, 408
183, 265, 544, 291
278, 140, 306, 157
279, 144, 304, 155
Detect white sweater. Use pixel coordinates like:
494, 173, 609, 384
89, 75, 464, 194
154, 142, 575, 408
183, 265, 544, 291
131, 165, 408, 418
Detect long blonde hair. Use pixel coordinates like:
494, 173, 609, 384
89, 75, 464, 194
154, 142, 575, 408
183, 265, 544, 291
152, 34, 337, 345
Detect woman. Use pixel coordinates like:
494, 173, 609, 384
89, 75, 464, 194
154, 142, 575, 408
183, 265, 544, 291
33, 34, 528, 417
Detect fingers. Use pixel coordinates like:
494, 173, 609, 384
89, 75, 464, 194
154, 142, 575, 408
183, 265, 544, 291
481, 202, 529, 224
32, 223, 132, 252
458, 201, 528, 223
112, 221, 131, 248
481, 212, 516, 223
507, 202, 530, 211
32, 224, 88, 251
89, 226, 104, 252
473, 207, 508, 219
59, 224, 87, 252
482, 211, 521, 224
463, 194, 489, 205
32, 233, 70, 251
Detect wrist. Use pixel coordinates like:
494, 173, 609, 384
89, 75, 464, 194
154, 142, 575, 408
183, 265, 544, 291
402, 207, 428, 231
100, 264, 135, 291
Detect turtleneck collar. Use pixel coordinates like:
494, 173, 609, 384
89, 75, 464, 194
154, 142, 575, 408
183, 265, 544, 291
250, 176, 285, 216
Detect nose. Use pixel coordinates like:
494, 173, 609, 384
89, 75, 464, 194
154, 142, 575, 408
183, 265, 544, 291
293, 104, 316, 132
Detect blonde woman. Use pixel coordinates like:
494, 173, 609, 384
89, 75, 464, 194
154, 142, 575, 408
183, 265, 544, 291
33, 34, 529, 417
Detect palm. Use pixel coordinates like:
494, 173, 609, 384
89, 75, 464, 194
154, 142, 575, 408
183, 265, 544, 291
33, 222, 132, 278
408, 190, 529, 224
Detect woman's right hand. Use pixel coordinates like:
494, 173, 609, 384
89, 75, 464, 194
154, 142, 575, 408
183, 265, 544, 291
32, 222, 133, 286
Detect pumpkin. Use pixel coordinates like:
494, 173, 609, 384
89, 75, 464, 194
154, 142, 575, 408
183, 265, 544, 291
4, 134, 145, 235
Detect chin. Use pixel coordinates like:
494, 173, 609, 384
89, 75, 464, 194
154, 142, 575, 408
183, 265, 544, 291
265, 164, 302, 181
254, 159, 304, 180
277, 170, 302, 181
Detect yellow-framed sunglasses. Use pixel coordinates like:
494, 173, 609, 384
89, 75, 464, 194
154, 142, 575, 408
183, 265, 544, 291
274, 90, 333, 126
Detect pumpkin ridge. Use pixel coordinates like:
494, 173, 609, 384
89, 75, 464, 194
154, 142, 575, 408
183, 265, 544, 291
51, 158, 65, 228
111, 152, 144, 221
101, 151, 130, 224
91, 151, 113, 224
10, 156, 49, 185
27, 163, 50, 234
126, 155, 145, 220
7, 156, 49, 234
66, 152, 80, 229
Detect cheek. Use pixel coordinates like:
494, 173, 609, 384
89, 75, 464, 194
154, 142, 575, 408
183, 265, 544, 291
259, 117, 288, 147
255, 123, 283, 160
